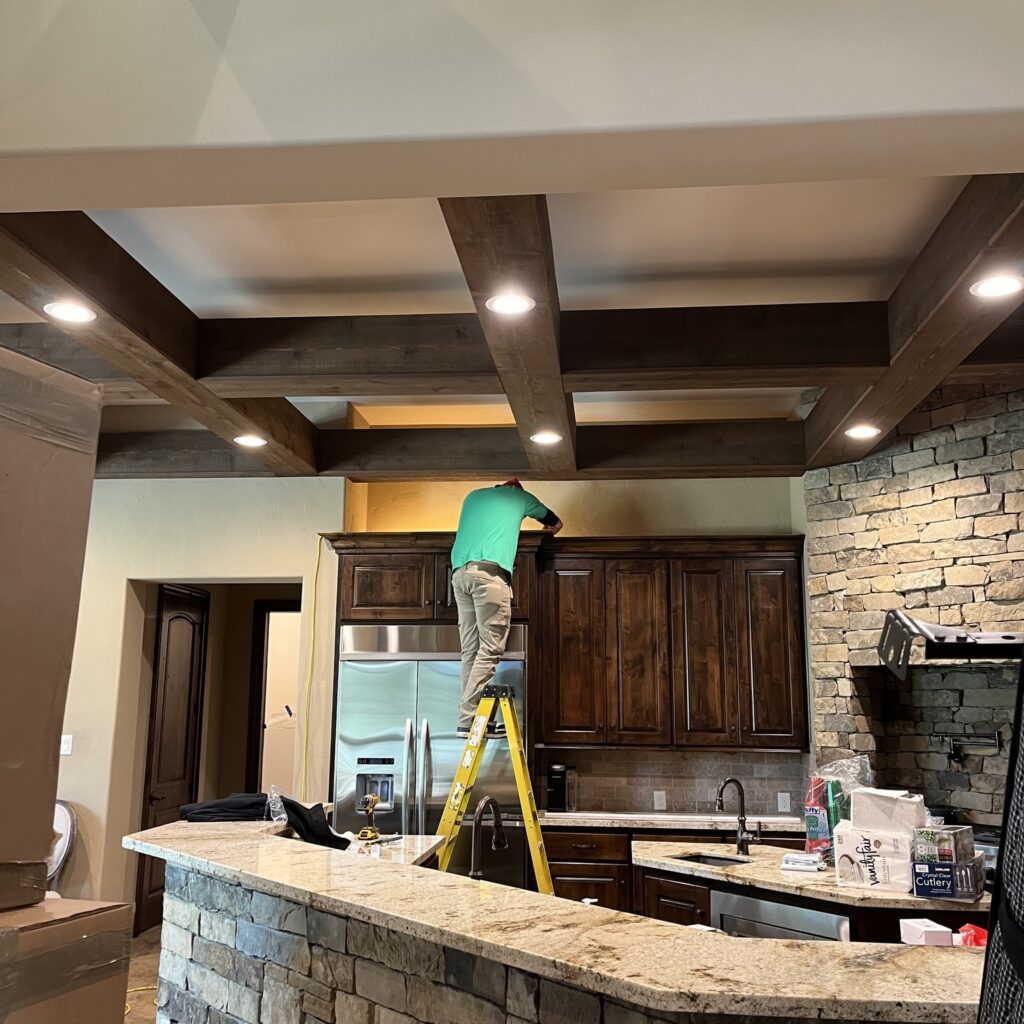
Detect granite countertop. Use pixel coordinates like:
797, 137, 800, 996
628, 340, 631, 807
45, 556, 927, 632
539, 811, 804, 832
633, 840, 993, 913
124, 822, 982, 1023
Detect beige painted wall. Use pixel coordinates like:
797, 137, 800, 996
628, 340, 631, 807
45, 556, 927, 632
261, 612, 302, 795
58, 477, 344, 903
362, 478, 802, 535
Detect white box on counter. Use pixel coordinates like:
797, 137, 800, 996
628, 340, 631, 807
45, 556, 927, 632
850, 788, 927, 834
900, 918, 953, 946
834, 821, 914, 892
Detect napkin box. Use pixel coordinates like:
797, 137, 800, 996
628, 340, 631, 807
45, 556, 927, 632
850, 787, 927, 834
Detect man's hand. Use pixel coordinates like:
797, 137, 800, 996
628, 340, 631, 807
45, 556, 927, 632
543, 518, 563, 535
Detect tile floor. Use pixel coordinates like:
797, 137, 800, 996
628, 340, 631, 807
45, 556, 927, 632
125, 926, 160, 1024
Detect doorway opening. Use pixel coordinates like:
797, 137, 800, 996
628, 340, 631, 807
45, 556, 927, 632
133, 581, 302, 933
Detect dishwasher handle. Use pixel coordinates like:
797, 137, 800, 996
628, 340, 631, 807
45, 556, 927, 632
417, 718, 431, 835
402, 717, 413, 836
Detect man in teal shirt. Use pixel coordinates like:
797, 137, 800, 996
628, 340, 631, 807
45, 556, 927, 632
451, 481, 562, 735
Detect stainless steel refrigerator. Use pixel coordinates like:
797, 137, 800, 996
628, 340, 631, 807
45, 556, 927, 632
331, 624, 528, 887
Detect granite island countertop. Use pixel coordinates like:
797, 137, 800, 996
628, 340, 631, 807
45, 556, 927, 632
539, 810, 804, 832
633, 839, 993, 913
124, 821, 982, 1023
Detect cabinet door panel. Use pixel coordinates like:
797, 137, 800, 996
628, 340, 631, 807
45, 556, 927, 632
671, 560, 737, 747
435, 551, 531, 621
550, 862, 630, 911
606, 559, 671, 745
542, 561, 606, 743
641, 873, 710, 926
735, 558, 808, 749
340, 554, 436, 620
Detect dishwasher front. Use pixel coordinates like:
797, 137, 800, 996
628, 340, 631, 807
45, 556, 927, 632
711, 890, 851, 941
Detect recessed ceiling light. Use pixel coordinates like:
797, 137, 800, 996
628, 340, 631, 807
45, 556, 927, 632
485, 293, 535, 315
43, 300, 96, 323
234, 434, 268, 448
845, 424, 882, 440
969, 274, 1024, 298
530, 430, 562, 445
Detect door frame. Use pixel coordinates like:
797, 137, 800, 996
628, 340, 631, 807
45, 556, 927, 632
134, 583, 210, 934
245, 598, 303, 792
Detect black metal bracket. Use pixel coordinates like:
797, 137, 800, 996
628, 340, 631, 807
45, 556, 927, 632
481, 683, 515, 698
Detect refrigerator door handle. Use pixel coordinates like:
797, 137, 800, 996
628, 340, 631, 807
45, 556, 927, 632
403, 717, 414, 836
417, 718, 431, 835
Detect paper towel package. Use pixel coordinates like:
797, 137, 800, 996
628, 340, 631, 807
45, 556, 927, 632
834, 821, 914, 892
850, 788, 927, 834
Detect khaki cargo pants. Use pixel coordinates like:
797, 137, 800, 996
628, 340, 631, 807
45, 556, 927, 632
452, 562, 512, 730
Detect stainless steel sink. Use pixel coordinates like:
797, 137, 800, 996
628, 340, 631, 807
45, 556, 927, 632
673, 853, 749, 867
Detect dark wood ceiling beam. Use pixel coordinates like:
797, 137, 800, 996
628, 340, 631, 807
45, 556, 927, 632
0, 212, 317, 474
946, 311, 1024, 384
561, 303, 890, 391
806, 174, 1024, 467
440, 195, 576, 474
95, 420, 805, 480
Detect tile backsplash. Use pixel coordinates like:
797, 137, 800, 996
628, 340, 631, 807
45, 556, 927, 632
540, 748, 811, 816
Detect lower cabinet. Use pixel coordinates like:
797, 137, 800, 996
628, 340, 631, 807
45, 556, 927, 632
549, 862, 631, 911
638, 873, 711, 926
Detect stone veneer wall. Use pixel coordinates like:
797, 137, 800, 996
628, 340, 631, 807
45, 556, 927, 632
540, 749, 808, 816
157, 866, 873, 1024
804, 384, 1024, 823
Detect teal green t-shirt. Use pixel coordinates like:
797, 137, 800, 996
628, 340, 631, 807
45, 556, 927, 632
450, 486, 550, 574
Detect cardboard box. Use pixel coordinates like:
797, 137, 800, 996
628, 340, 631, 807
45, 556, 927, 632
912, 853, 987, 902
900, 918, 954, 946
0, 351, 101, 908
913, 825, 975, 864
0, 899, 131, 1023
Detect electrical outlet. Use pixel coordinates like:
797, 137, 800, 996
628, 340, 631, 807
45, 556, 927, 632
60, 734, 73, 756
653, 790, 667, 811
778, 792, 791, 813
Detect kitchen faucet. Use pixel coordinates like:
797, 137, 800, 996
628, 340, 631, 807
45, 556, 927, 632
715, 777, 760, 855
469, 796, 508, 880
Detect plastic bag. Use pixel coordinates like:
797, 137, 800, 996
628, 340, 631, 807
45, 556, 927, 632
805, 755, 875, 863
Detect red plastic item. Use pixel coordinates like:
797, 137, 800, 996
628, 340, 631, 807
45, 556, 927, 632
959, 924, 989, 948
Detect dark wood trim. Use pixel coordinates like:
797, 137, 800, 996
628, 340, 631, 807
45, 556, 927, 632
440, 195, 576, 474
245, 598, 303, 793
0, 212, 317, 474
561, 303, 890, 390
807, 174, 1024, 466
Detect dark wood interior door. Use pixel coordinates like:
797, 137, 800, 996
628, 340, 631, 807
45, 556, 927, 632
134, 585, 210, 934
340, 553, 437, 619
542, 560, 607, 744
671, 559, 738, 747
605, 559, 671, 745
735, 558, 808, 749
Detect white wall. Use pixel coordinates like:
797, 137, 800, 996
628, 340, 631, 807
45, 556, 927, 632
261, 612, 302, 795
3, 2, 1024, 209
59, 477, 344, 902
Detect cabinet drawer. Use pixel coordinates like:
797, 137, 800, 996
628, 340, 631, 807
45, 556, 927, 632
641, 873, 711, 926
549, 862, 630, 911
544, 831, 629, 862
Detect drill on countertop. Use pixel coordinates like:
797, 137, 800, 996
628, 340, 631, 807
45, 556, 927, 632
355, 793, 381, 841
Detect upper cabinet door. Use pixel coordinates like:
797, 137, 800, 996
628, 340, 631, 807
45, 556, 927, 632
671, 560, 738, 747
542, 560, 607, 744
340, 553, 437, 620
435, 552, 532, 621
605, 559, 671, 745
734, 558, 808, 749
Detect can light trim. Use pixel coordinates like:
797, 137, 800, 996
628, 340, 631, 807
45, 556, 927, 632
234, 434, 268, 448
845, 424, 882, 440
530, 430, 563, 445
43, 300, 97, 323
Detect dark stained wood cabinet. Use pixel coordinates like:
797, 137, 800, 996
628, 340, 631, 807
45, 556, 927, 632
605, 559, 671, 745
671, 559, 737, 747
435, 551, 532, 622
549, 862, 630, 911
640, 873, 711, 926
734, 557, 807, 749
340, 553, 437, 620
542, 560, 607, 744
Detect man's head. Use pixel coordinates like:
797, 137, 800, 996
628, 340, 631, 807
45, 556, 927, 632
500, 479, 524, 489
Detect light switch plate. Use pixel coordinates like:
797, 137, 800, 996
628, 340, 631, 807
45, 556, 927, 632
60, 734, 73, 756
778, 792, 791, 813
653, 790, 667, 811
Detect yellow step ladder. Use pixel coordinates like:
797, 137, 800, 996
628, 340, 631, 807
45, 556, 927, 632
435, 683, 553, 896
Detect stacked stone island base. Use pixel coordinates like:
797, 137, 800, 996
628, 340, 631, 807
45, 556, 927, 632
158, 865, 886, 1024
